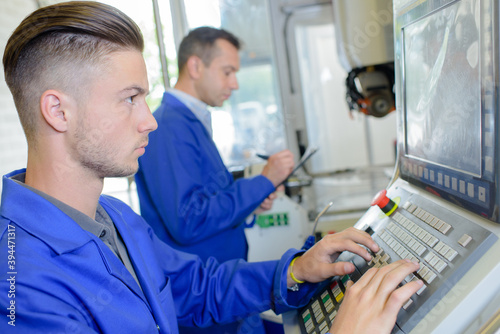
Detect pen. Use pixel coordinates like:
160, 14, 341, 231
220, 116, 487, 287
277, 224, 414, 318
256, 153, 269, 160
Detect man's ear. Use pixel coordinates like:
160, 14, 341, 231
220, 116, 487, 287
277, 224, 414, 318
39, 90, 71, 133
186, 55, 203, 79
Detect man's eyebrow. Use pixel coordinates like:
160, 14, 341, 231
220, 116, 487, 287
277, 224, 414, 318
222, 65, 238, 71
120, 86, 149, 95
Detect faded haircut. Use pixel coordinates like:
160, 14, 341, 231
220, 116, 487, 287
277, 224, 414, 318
177, 26, 240, 73
2, 1, 144, 145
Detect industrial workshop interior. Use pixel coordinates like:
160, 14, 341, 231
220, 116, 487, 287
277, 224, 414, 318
1, 0, 500, 333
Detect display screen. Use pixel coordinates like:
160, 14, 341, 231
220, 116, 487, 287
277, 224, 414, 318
403, 0, 481, 176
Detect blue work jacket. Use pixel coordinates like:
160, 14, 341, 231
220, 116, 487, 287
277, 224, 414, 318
135, 92, 276, 263
0, 169, 317, 333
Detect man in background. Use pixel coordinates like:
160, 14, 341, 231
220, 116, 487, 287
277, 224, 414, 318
135, 28, 295, 332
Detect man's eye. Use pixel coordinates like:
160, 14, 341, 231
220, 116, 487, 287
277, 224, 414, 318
126, 96, 135, 104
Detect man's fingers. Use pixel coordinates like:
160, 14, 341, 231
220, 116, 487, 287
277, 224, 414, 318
325, 261, 356, 278
347, 260, 420, 301
327, 259, 422, 334
330, 242, 373, 263
377, 260, 420, 295
346, 265, 379, 291
320, 231, 378, 262
385, 279, 423, 315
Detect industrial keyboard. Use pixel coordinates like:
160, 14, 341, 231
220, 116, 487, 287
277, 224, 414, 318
298, 192, 497, 334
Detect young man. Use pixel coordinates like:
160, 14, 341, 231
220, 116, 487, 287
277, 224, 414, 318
0, 2, 422, 333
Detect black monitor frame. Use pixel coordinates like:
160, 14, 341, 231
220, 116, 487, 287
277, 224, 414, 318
393, 0, 500, 223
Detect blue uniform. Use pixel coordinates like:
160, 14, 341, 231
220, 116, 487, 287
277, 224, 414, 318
135, 92, 276, 264
0, 169, 317, 333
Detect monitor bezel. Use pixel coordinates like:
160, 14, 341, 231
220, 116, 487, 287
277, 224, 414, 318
394, 0, 499, 222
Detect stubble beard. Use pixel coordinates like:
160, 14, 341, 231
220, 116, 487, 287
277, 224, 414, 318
73, 121, 138, 179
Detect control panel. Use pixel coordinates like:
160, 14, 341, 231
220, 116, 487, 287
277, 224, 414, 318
295, 183, 498, 334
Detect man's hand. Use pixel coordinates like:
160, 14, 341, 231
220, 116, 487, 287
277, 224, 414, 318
329, 259, 422, 334
287, 227, 379, 287
254, 185, 285, 214
261, 150, 294, 187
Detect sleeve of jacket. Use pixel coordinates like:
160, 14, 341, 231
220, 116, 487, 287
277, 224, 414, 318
137, 107, 276, 245
148, 231, 320, 328
113, 201, 322, 329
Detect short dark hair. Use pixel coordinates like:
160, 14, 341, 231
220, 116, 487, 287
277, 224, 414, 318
177, 26, 240, 73
3, 1, 144, 144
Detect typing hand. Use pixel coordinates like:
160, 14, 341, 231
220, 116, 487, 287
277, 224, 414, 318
287, 227, 379, 287
329, 259, 422, 334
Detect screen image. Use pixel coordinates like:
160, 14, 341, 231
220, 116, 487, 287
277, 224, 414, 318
403, 0, 481, 176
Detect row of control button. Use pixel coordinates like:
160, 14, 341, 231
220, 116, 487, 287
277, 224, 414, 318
368, 248, 391, 268
393, 213, 439, 248
387, 222, 427, 256
302, 309, 313, 333
423, 252, 447, 273
300, 278, 345, 333
434, 241, 458, 262
403, 202, 452, 235
401, 202, 459, 262
404, 162, 488, 202
416, 263, 437, 284
404, 273, 427, 296
311, 300, 324, 324
379, 227, 438, 286
379, 230, 419, 263
330, 281, 344, 303
377, 229, 435, 316
365, 245, 425, 311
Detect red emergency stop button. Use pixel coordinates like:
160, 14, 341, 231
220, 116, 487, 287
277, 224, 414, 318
371, 189, 398, 216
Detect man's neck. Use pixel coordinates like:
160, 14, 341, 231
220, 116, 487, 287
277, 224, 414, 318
25, 155, 103, 220
174, 79, 198, 100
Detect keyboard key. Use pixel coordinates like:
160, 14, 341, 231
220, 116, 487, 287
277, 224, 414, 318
424, 270, 437, 284
458, 234, 472, 247
434, 259, 447, 273
416, 245, 426, 256
425, 214, 435, 224
319, 321, 328, 334
405, 273, 416, 283
381, 253, 391, 263
434, 241, 445, 253
423, 252, 434, 263
439, 223, 451, 235
413, 278, 427, 295
418, 265, 429, 278
434, 220, 444, 231
429, 217, 439, 228
407, 204, 417, 213
429, 255, 439, 268
426, 235, 438, 247
329, 310, 337, 322
306, 321, 315, 334
444, 248, 458, 262
403, 298, 413, 310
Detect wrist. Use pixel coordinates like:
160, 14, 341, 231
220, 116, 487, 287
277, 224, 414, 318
287, 255, 305, 288
261, 174, 278, 187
